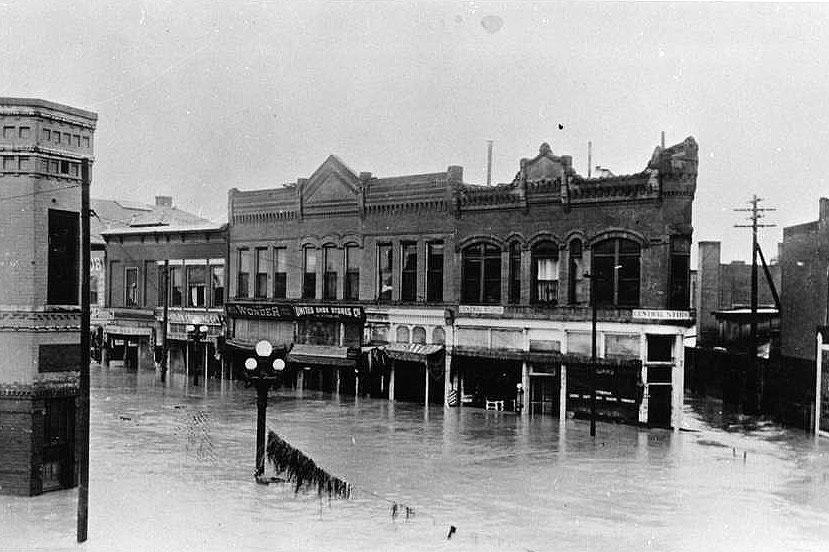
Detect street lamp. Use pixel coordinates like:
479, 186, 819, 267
186, 324, 210, 385
244, 339, 284, 480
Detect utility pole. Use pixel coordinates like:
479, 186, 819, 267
160, 260, 169, 383
734, 195, 776, 414
486, 140, 493, 186
77, 159, 91, 543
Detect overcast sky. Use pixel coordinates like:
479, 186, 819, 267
3, 1, 827, 263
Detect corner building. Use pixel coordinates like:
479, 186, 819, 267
227, 137, 698, 428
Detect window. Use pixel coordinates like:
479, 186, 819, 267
669, 236, 691, 309
62, 133, 71, 144
73, 135, 81, 147
47, 209, 79, 305
157, 266, 166, 307
237, 249, 250, 298
71, 163, 79, 177
508, 242, 521, 304
2, 157, 13, 170
60, 160, 70, 175
50, 160, 59, 173
82, 136, 90, 148
303, 247, 317, 299
647, 334, 674, 362
344, 246, 360, 301
54, 132, 60, 144
427, 242, 443, 303
412, 326, 427, 344
377, 244, 393, 301
90, 275, 99, 306
568, 239, 583, 304
396, 326, 410, 343
532, 241, 559, 305
170, 266, 183, 307
125, 267, 139, 307
605, 334, 640, 359
187, 265, 206, 307
273, 248, 287, 299
211, 265, 225, 307
591, 238, 640, 307
462, 243, 501, 304
432, 327, 445, 345
18, 156, 29, 170
255, 248, 268, 298
19, 127, 30, 139
43, 129, 51, 141
2, 126, 14, 139
401, 242, 417, 302
323, 246, 341, 300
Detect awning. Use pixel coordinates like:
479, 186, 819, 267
384, 343, 444, 363
287, 344, 357, 367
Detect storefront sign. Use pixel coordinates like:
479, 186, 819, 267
632, 309, 691, 321
458, 305, 505, 316
226, 303, 364, 322
167, 311, 224, 326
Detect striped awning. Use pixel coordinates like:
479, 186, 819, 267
383, 343, 444, 363
287, 344, 356, 367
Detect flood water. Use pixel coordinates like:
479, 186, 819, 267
3, 364, 829, 551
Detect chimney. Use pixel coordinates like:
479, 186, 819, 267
155, 195, 173, 208
820, 197, 829, 221
359, 172, 372, 182
447, 165, 463, 184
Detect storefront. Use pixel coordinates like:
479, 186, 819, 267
101, 309, 156, 370
163, 309, 224, 380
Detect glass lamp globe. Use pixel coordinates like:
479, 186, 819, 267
244, 357, 257, 371
272, 358, 285, 371
255, 340, 273, 357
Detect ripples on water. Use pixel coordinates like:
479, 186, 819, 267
2, 366, 829, 551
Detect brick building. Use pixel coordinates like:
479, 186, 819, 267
0, 98, 96, 495
226, 136, 698, 429
100, 197, 226, 380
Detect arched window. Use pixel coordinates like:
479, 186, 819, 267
591, 238, 640, 307
396, 326, 410, 343
412, 326, 426, 345
568, 238, 584, 304
302, 246, 317, 299
532, 241, 559, 305
462, 243, 501, 304
431, 327, 445, 345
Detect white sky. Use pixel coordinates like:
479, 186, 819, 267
3, 1, 827, 263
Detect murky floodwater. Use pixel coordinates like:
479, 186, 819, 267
3, 365, 829, 551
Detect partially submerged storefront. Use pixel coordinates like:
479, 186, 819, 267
100, 308, 156, 370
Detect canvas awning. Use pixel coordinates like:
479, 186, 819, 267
287, 344, 356, 367
383, 343, 444, 363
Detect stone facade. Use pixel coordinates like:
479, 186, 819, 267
226, 136, 698, 429
0, 98, 96, 495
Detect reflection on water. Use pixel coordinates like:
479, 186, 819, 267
3, 365, 829, 551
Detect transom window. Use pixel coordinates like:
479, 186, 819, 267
462, 243, 501, 304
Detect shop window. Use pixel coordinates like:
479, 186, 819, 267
401, 242, 417, 302
568, 238, 583, 304
255, 248, 268, 298
344, 245, 360, 301
432, 327, 445, 345
508, 242, 521, 304
237, 249, 250, 298
377, 243, 393, 301
591, 238, 640, 307
273, 248, 287, 299
605, 334, 640, 359
187, 265, 206, 307
647, 335, 674, 362
303, 247, 317, 299
532, 240, 559, 305
412, 326, 426, 345
211, 265, 225, 307
170, 266, 183, 307
426, 242, 443, 303
18, 126, 30, 138
43, 128, 51, 141
461, 243, 501, 304
47, 209, 79, 305
125, 267, 139, 307
323, 245, 341, 301
396, 326, 410, 343
669, 236, 691, 310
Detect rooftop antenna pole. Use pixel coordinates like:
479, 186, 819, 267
486, 140, 493, 186
735, 195, 776, 414
588, 141, 592, 178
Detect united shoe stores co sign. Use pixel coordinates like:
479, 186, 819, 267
226, 303, 365, 322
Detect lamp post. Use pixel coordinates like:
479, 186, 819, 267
244, 339, 284, 480
186, 324, 209, 385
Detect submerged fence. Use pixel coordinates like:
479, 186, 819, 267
684, 347, 815, 431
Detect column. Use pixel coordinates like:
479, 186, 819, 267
559, 363, 567, 421
388, 361, 396, 401
521, 361, 530, 417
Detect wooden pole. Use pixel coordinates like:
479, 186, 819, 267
160, 260, 169, 383
77, 159, 91, 542
590, 273, 597, 437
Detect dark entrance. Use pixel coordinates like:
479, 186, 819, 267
530, 374, 559, 416
647, 385, 672, 428
41, 397, 76, 492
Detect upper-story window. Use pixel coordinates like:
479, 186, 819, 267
462, 243, 501, 304
669, 236, 691, 309
125, 267, 139, 307
237, 249, 251, 298
323, 245, 341, 301
401, 242, 417, 302
47, 209, 79, 305
532, 241, 559, 305
303, 247, 317, 299
42, 129, 51, 141
170, 266, 183, 307
568, 238, 584, 304
592, 238, 640, 307
254, 248, 268, 298
273, 247, 287, 299
211, 265, 225, 307
427, 242, 443, 303
344, 245, 360, 301
18, 127, 30, 139
377, 244, 393, 301
2, 126, 14, 139
187, 265, 206, 307
508, 242, 521, 304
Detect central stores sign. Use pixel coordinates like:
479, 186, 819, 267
226, 303, 365, 322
